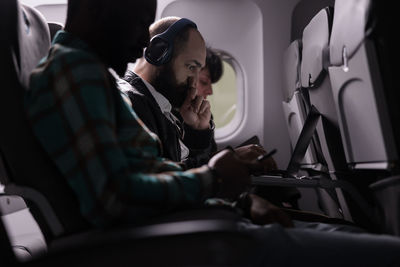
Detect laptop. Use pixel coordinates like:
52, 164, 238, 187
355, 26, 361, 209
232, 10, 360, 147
258, 105, 321, 178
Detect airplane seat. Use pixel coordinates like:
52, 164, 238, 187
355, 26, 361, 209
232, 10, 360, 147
282, 39, 318, 169
0, 0, 91, 242
13, 2, 50, 88
329, 0, 399, 171
299, 6, 354, 221
329, 0, 400, 235
301, 6, 347, 174
0, 0, 259, 264
47, 22, 64, 41
0, 193, 47, 262
280, 39, 338, 218
255, 29, 359, 227
298, 6, 378, 232
0, 0, 94, 260
290, 0, 335, 42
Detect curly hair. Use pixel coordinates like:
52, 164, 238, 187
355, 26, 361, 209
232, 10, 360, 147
205, 47, 223, 83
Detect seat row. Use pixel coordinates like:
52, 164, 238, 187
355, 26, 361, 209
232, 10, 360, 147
282, 0, 400, 234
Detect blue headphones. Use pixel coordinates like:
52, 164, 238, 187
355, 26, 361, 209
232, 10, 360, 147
144, 18, 197, 66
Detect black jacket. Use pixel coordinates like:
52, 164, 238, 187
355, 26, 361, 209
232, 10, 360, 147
123, 71, 217, 169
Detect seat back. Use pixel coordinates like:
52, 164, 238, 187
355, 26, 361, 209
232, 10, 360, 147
12, 2, 51, 88
48, 21, 63, 41
329, 0, 399, 171
328, 0, 400, 234
0, 0, 90, 241
282, 40, 318, 168
290, 0, 335, 42
300, 7, 348, 173
297, 7, 360, 221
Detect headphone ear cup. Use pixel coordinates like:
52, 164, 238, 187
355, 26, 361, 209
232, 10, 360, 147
145, 37, 171, 66
144, 18, 197, 66
144, 47, 157, 65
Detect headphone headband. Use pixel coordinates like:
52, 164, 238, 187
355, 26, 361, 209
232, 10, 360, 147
144, 18, 197, 66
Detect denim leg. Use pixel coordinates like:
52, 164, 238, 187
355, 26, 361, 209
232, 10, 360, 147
238, 220, 400, 267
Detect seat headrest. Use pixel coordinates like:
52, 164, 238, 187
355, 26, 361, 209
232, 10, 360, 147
300, 8, 332, 88
329, 0, 371, 66
48, 22, 64, 41
282, 40, 302, 101
17, 3, 51, 88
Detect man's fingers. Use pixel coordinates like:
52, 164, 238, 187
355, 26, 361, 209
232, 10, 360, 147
182, 87, 197, 108
199, 99, 210, 114
250, 144, 267, 155
235, 144, 266, 159
191, 95, 204, 113
254, 145, 266, 154
244, 160, 265, 173
208, 148, 235, 168
189, 86, 197, 100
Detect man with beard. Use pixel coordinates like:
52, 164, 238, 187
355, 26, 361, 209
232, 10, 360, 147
122, 17, 270, 169
122, 16, 218, 169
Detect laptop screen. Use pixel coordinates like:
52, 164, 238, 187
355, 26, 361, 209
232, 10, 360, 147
286, 105, 321, 175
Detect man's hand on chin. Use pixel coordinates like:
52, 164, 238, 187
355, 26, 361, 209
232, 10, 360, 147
180, 87, 211, 130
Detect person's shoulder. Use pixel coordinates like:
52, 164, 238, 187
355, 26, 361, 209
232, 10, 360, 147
122, 77, 147, 101
127, 87, 151, 111
122, 79, 157, 116
126, 84, 144, 97
122, 72, 147, 97
28, 43, 111, 100
39, 43, 106, 76
52, 43, 100, 62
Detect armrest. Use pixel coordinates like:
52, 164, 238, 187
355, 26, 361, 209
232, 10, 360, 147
36, 219, 259, 266
252, 175, 319, 187
50, 219, 246, 251
252, 175, 374, 223
0, 194, 27, 215
0, 194, 47, 262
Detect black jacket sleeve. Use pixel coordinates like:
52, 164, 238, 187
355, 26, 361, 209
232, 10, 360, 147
127, 91, 159, 134
127, 90, 182, 162
179, 114, 218, 169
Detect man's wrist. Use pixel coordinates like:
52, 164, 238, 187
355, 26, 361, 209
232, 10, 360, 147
184, 122, 213, 133
209, 119, 215, 130
183, 118, 213, 131
233, 192, 252, 218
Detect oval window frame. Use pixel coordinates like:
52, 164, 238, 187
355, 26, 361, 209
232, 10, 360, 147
211, 50, 245, 141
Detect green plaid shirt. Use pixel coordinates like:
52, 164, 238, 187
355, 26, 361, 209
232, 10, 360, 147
25, 31, 215, 227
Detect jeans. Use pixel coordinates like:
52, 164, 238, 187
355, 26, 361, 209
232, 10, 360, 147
238, 219, 400, 267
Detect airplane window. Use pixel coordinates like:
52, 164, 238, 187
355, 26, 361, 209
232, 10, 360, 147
208, 58, 238, 129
